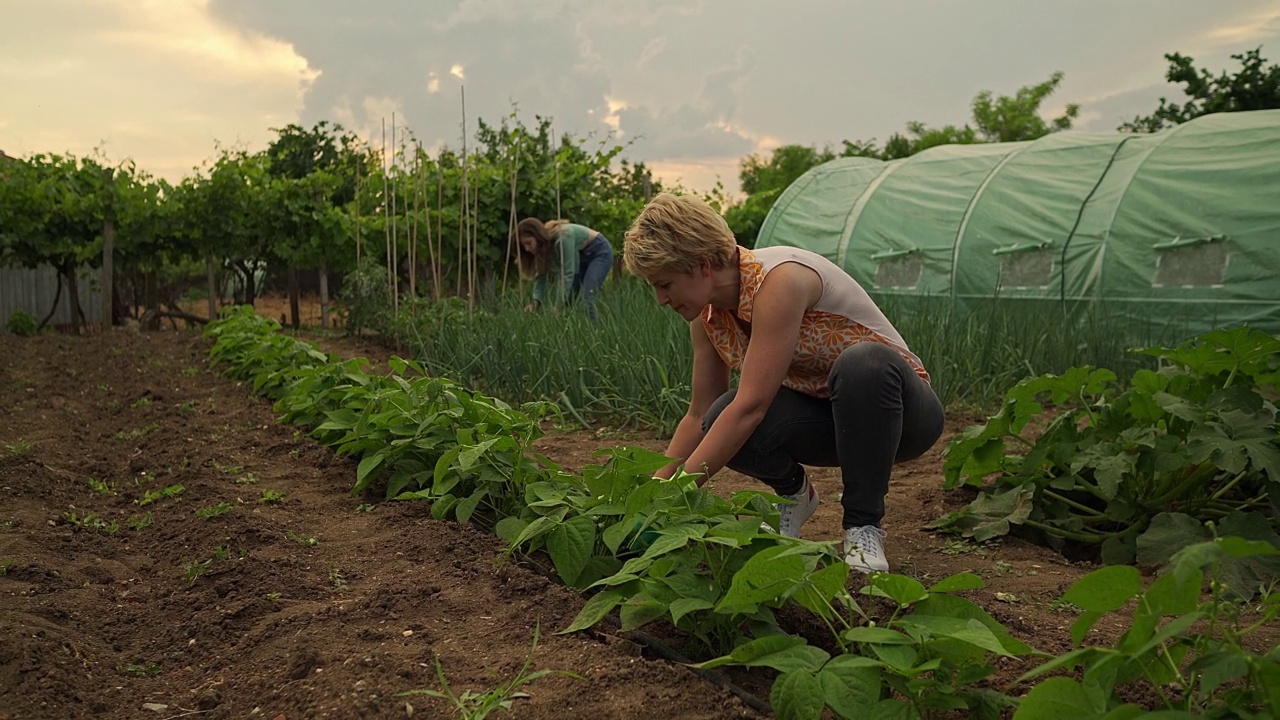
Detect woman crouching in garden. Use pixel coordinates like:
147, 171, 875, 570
623, 193, 943, 573
514, 217, 614, 320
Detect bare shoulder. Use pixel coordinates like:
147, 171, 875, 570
758, 261, 823, 309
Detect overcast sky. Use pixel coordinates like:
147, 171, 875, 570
2, 1, 1277, 195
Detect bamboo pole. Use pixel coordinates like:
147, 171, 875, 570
422, 156, 437, 303
435, 168, 443, 301
382, 118, 391, 301
354, 150, 362, 263
503, 128, 517, 294
410, 145, 419, 300
460, 85, 472, 308
471, 182, 479, 306
391, 112, 399, 315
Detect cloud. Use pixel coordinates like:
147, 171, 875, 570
0, 0, 315, 180
5, 0, 1278, 194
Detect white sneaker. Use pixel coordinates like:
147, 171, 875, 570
843, 526, 889, 573
762, 478, 819, 539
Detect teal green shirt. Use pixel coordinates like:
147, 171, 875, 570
532, 223, 595, 307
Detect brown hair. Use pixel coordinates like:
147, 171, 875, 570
513, 217, 563, 279
623, 193, 736, 279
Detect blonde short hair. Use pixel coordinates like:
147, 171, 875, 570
623, 193, 737, 279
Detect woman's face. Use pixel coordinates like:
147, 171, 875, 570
648, 264, 711, 322
519, 233, 538, 255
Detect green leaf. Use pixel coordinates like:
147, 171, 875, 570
559, 589, 623, 634
770, 670, 826, 720
668, 598, 714, 626
1136, 513, 1209, 568
867, 698, 919, 720
1189, 650, 1249, 695
1061, 566, 1141, 645
863, 574, 929, 606
454, 487, 486, 523
697, 634, 828, 672
547, 515, 596, 586
894, 616, 1015, 657
1011, 677, 1097, 720
494, 516, 527, 545
1062, 565, 1141, 613
717, 546, 808, 614
819, 659, 882, 720
354, 451, 387, 491
618, 593, 667, 631
791, 561, 851, 620
928, 572, 985, 594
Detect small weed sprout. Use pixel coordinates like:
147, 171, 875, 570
355, 503, 375, 513
127, 513, 154, 530
259, 489, 285, 504
1047, 597, 1082, 614
184, 559, 211, 584
2, 440, 33, 458
286, 530, 318, 546
329, 568, 347, 588
212, 545, 230, 561
179, 401, 197, 415
181, 366, 200, 377
129, 396, 152, 409
196, 502, 232, 519
136, 484, 185, 506
113, 423, 159, 441
63, 512, 119, 534
87, 477, 118, 495
119, 662, 161, 677
397, 626, 576, 718
266, 592, 281, 601
235, 472, 260, 485
0, 559, 13, 575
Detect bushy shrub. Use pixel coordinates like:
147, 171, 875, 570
5, 309, 38, 336
337, 257, 391, 336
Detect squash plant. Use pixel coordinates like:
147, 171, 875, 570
933, 327, 1280, 577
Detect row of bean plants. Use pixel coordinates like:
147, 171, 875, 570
205, 307, 1280, 720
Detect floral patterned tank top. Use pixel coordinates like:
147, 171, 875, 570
700, 246, 930, 398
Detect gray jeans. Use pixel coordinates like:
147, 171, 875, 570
702, 342, 943, 528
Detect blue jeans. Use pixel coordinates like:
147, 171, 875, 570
702, 342, 943, 528
569, 233, 614, 320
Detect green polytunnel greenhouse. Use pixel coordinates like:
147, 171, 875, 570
755, 109, 1280, 336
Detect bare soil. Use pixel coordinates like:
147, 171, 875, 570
1, 311, 1137, 720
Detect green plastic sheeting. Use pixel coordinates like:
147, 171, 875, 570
756, 110, 1280, 336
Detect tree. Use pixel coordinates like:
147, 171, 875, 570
1120, 47, 1280, 132
738, 145, 837, 196
0, 153, 112, 333
723, 145, 837, 245
972, 71, 1080, 142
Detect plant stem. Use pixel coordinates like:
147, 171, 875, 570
1041, 489, 1107, 518
1020, 518, 1108, 544
1208, 470, 1250, 502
